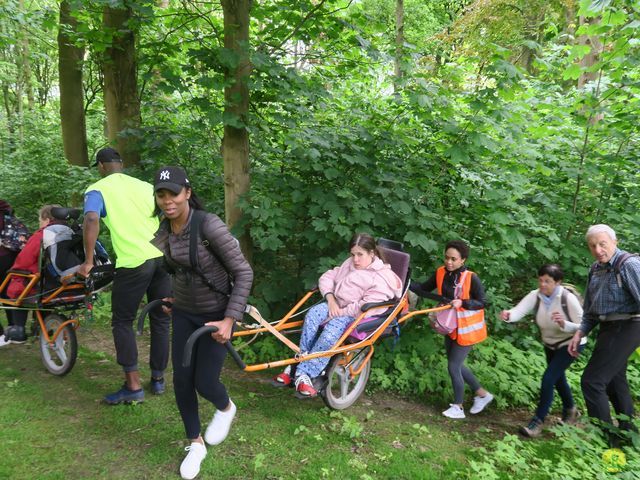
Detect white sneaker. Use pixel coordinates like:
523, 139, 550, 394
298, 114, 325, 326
204, 400, 236, 445
180, 441, 207, 480
0, 335, 10, 348
442, 404, 465, 419
470, 393, 494, 414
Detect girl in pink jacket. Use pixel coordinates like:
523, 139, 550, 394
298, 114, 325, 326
275, 233, 402, 397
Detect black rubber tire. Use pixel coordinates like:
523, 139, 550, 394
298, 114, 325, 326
39, 313, 78, 376
321, 347, 371, 410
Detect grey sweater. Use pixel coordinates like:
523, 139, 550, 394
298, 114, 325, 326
152, 210, 253, 320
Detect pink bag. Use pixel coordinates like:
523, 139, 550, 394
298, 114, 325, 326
430, 271, 467, 335
432, 308, 458, 335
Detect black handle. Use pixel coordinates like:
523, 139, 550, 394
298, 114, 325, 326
136, 299, 173, 335
182, 325, 246, 370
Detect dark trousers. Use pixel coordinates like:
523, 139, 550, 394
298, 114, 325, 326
0, 253, 17, 334
111, 257, 171, 375
581, 320, 640, 432
172, 307, 230, 439
535, 344, 583, 421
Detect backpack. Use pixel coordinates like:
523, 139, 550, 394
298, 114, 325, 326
0, 214, 30, 251
533, 284, 583, 322
589, 252, 639, 289
42, 223, 111, 281
163, 209, 233, 297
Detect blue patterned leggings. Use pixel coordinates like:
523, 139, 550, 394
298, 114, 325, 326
296, 303, 354, 379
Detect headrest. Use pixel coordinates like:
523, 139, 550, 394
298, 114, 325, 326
378, 246, 410, 284
377, 238, 404, 251
51, 207, 81, 221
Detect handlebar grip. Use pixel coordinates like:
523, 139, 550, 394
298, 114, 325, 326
137, 299, 173, 335
182, 325, 246, 370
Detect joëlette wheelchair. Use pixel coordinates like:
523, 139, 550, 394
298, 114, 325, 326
139, 238, 450, 410
0, 207, 114, 376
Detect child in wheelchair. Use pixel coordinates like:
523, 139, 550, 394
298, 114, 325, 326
1, 205, 62, 345
0, 205, 112, 346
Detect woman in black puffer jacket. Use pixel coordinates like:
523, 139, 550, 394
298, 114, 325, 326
152, 166, 253, 480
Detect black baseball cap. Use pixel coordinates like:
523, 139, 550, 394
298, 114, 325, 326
93, 147, 123, 167
154, 166, 191, 194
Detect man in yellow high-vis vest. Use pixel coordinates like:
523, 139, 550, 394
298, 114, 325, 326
78, 147, 170, 404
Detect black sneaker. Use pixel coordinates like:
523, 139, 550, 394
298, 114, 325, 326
5, 325, 27, 344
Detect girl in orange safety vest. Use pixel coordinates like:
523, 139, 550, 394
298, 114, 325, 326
410, 240, 493, 419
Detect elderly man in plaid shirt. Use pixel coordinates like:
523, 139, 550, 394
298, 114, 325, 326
569, 224, 640, 446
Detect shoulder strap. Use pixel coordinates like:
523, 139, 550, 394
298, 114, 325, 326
612, 252, 638, 289
189, 209, 206, 271
193, 209, 230, 276
560, 290, 571, 322
188, 209, 230, 297
534, 296, 540, 318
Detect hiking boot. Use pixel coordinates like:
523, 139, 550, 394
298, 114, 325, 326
442, 404, 465, 419
295, 374, 318, 398
103, 384, 145, 405
470, 392, 494, 414
520, 417, 543, 437
150, 377, 165, 395
560, 406, 580, 425
180, 441, 207, 480
204, 400, 236, 446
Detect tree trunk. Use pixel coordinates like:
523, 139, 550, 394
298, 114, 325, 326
58, 0, 88, 166
577, 16, 602, 89
102, 4, 141, 165
221, 0, 253, 262
394, 0, 404, 93
18, 0, 34, 110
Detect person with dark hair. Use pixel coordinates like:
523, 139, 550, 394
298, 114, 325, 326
152, 166, 253, 480
0, 200, 21, 346
500, 264, 585, 437
274, 233, 402, 398
0, 205, 58, 345
78, 147, 171, 404
410, 240, 493, 419
568, 224, 640, 447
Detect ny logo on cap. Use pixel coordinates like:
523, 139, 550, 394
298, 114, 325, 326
159, 170, 171, 180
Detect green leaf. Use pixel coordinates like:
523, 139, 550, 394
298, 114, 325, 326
562, 63, 582, 81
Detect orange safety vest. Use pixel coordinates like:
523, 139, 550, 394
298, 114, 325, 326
435, 266, 487, 346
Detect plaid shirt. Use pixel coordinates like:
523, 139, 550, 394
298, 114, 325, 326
580, 249, 640, 335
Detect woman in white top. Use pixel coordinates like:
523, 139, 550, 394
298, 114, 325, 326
500, 264, 586, 437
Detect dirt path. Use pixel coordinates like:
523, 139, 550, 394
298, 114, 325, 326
77, 322, 539, 443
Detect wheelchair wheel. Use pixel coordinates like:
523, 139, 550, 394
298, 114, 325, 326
39, 313, 78, 376
321, 347, 371, 410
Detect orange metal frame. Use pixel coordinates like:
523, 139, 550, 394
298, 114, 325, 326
232, 289, 451, 374
0, 271, 84, 346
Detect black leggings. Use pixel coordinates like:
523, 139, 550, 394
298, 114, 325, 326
172, 306, 230, 439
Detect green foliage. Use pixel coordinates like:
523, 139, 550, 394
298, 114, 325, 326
456, 423, 640, 479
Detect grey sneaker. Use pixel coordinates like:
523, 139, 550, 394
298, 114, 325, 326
519, 417, 543, 437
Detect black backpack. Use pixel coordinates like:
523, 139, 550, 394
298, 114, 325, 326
163, 209, 233, 297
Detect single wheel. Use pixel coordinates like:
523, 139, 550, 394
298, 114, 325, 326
321, 347, 372, 410
39, 313, 78, 376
